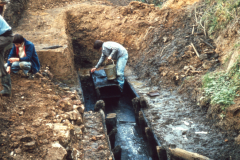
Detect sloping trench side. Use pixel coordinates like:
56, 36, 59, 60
65, 2, 158, 68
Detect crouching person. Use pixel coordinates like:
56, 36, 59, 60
6, 34, 40, 79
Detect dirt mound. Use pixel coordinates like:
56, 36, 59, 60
0, 70, 111, 159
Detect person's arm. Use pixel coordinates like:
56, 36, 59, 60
109, 48, 118, 59
95, 53, 106, 68
19, 44, 34, 62
7, 45, 16, 66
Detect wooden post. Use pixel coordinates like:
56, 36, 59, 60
94, 100, 105, 112
140, 96, 149, 108
108, 128, 117, 150
138, 111, 145, 135
112, 145, 121, 160
145, 127, 157, 158
106, 113, 117, 135
156, 146, 167, 160
169, 148, 212, 160
132, 97, 140, 117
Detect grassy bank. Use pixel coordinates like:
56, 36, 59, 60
203, 0, 240, 37
202, 56, 240, 111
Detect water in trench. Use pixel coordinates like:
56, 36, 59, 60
79, 69, 152, 160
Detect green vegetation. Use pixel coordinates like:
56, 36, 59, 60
203, 0, 240, 37
234, 42, 240, 49
202, 56, 240, 110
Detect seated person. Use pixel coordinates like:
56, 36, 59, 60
5, 34, 40, 78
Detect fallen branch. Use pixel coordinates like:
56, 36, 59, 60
192, 25, 195, 35
199, 38, 214, 49
191, 43, 200, 57
160, 43, 171, 57
185, 68, 191, 75
144, 26, 155, 40
191, 70, 202, 73
195, 6, 207, 37
169, 148, 212, 160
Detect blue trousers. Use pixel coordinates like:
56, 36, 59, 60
5, 61, 32, 75
116, 54, 128, 89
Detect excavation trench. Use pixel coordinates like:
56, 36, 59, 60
78, 68, 158, 160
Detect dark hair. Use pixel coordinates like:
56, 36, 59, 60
13, 34, 24, 44
93, 40, 103, 50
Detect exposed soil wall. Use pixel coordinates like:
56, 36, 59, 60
4, 0, 29, 28
66, 2, 158, 68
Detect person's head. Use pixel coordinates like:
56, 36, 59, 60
93, 40, 103, 51
13, 34, 24, 47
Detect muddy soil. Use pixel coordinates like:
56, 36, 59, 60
0, 69, 111, 160
125, 67, 240, 159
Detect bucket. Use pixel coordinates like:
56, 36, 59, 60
104, 60, 117, 80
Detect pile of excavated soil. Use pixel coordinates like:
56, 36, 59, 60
0, 70, 110, 160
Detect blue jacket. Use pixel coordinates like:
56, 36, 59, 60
7, 39, 41, 74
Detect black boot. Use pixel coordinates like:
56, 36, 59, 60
0, 74, 11, 97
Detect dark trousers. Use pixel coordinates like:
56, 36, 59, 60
0, 36, 13, 77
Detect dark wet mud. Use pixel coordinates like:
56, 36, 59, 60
125, 67, 240, 160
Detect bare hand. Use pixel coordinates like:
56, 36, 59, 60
107, 56, 112, 61
6, 66, 11, 74
9, 58, 19, 63
91, 68, 96, 73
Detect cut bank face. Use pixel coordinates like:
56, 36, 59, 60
0, 1, 7, 16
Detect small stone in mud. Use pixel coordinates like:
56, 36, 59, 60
13, 142, 20, 148
32, 121, 41, 127
45, 142, 67, 160
70, 94, 77, 100
14, 147, 22, 154
22, 141, 36, 151
20, 134, 37, 142
91, 136, 97, 141
78, 104, 85, 114
97, 145, 105, 150
73, 100, 82, 105
182, 131, 187, 135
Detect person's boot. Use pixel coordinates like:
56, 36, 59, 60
0, 74, 11, 97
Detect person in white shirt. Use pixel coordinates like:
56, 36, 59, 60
91, 40, 128, 92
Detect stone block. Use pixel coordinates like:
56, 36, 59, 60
45, 142, 67, 160
52, 123, 70, 147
